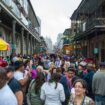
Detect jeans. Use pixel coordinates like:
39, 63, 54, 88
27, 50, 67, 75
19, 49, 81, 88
95, 95, 105, 105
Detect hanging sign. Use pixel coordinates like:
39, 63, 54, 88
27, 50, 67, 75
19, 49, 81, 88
94, 48, 99, 54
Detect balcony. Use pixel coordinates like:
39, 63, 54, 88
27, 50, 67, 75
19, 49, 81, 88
17, 0, 23, 6
2, 0, 12, 7
76, 17, 105, 35
13, 0, 28, 17
28, 25, 40, 39
11, 1, 21, 18
21, 13, 28, 25
74, 17, 105, 41
63, 38, 70, 45
2, 0, 21, 18
86, 18, 105, 30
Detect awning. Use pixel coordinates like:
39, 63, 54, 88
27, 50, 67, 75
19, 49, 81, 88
0, 38, 11, 51
63, 45, 74, 51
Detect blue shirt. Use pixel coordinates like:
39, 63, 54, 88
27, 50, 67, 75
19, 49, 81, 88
8, 77, 21, 94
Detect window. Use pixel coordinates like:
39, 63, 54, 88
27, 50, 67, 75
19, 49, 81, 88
11, 1, 21, 17
21, 13, 28, 25
82, 22, 86, 32
3, 0, 12, 7
23, 0, 29, 14
18, 0, 23, 7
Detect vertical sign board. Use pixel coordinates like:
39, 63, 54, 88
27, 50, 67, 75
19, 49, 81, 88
94, 48, 99, 54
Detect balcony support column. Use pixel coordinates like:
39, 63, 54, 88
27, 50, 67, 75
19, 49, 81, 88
30, 36, 32, 56
34, 39, 36, 53
12, 20, 16, 55
21, 28, 24, 55
33, 38, 35, 54
26, 33, 29, 55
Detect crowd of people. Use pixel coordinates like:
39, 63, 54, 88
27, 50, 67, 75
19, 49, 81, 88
0, 54, 105, 105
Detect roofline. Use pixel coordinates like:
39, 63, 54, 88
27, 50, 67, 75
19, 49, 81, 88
77, 0, 86, 11
70, 0, 86, 20
63, 28, 71, 35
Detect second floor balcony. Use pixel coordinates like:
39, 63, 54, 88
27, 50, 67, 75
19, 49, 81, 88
2, 0, 21, 18
63, 38, 70, 45
86, 18, 105, 30
1, 0, 40, 41
76, 17, 105, 35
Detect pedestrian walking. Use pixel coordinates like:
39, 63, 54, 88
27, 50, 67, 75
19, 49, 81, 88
6, 66, 23, 105
84, 63, 95, 100
0, 67, 18, 105
92, 62, 105, 105
40, 73, 65, 105
27, 72, 45, 105
69, 79, 94, 105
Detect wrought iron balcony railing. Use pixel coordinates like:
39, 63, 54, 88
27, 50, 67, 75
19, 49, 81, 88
2, 0, 21, 18
86, 18, 105, 30
76, 17, 105, 35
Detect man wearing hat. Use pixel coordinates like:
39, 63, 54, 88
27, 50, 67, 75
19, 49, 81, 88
92, 62, 105, 105
84, 63, 95, 100
77, 61, 87, 78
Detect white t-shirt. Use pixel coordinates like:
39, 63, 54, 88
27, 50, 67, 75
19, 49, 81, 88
65, 61, 70, 67
12, 57, 19, 63
0, 84, 18, 105
40, 82, 65, 105
55, 60, 62, 68
14, 71, 24, 81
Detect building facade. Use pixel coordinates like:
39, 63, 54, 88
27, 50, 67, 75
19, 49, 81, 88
63, 28, 75, 55
71, 0, 105, 62
0, 0, 41, 56
45, 37, 53, 53
56, 33, 63, 49
39, 36, 47, 53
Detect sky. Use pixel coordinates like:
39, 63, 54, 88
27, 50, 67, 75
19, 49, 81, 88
30, 0, 82, 44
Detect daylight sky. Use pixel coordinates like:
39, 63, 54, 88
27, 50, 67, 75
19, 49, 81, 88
30, 0, 82, 44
